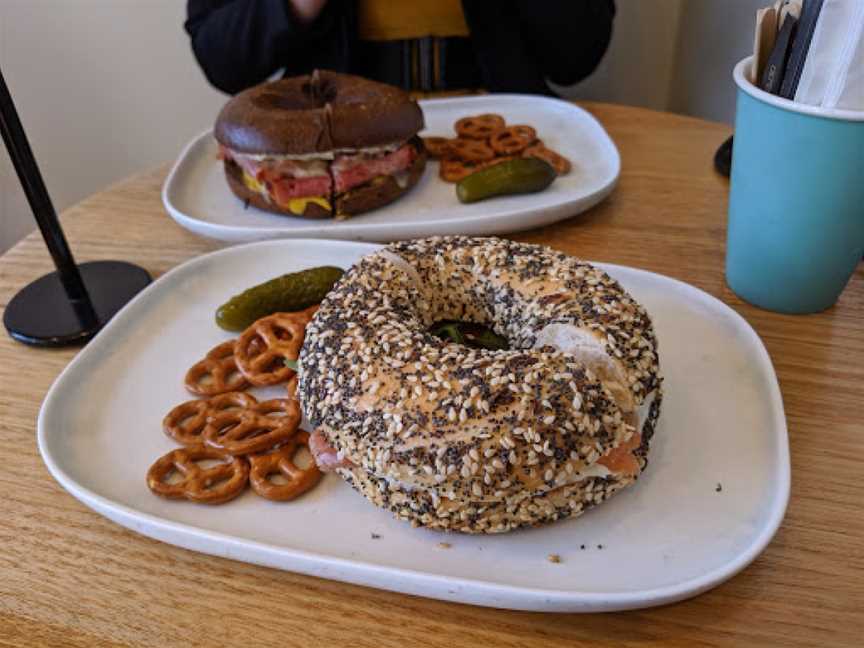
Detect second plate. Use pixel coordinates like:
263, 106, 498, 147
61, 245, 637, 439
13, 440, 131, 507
162, 95, 620, 243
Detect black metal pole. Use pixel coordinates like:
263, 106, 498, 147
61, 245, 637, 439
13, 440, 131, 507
0, 65, 94, 308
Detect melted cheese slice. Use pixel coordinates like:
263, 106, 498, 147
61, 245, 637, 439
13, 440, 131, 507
242, 172, 331, 215
242, 171, 266, 195
286, 197, 331, 215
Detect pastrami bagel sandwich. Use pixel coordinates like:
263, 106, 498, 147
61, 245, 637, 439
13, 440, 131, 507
215, 70, 427, 219
300, 236, 663, 534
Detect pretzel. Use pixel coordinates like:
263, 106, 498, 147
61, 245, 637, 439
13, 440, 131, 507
439, 158, 482, 183
422, 136, 455, 159
146, 446, 249, 504
447, 138, 495, 162
163, 391, 258, 446
184, 340, 249, 396
523, 144, 572, 175
235, 309, 314, 386
286, 374, 299, 399
252, 397, 300, 421
454, 114, 505, 140
203, 398, 301, 455
489, 125, 537, 155
249, 431, 321, 501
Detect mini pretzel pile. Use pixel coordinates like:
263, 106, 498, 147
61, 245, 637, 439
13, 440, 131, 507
146, 306, 320, 505
424, 113, 572, 183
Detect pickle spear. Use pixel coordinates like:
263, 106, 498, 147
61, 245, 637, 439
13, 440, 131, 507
215, 266, 344, 331
456, 158, 556, 204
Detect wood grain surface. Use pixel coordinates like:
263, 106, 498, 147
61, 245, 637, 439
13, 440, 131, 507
1, 103, 861, 647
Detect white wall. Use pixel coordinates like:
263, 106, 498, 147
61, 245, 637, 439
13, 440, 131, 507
0, 0, 757, 255
558, 0, 685, 110
0, 0, 225, 253
562, 0, 765, 122
669, 0, 767, 123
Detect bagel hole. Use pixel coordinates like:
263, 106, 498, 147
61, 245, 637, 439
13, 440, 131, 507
253, 92, 319, 111
429, 320, 509, 351
300, 78, 337, 105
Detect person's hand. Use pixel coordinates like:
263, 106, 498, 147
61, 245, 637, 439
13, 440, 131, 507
289, 0, 328, 24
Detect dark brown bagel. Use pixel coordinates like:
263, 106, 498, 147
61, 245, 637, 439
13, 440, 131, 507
334, 139, 427, 218
215, 70, 424, 155
223, 161, 332, 219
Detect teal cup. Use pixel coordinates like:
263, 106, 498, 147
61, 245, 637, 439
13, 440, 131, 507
726, 57, 864, 314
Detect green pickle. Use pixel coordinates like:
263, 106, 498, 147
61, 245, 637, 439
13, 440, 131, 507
215, 266, 344, 331
456, 158, 556, 204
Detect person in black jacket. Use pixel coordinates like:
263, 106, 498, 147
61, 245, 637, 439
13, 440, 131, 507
185, 0, 615, 96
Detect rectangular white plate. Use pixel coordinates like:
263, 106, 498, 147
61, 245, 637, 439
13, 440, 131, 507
161, 95, 619, 243
38, 239, 789, 612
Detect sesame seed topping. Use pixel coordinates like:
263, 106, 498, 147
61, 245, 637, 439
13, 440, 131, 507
299, 235, 661, 533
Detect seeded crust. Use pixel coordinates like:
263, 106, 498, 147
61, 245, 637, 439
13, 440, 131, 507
299, 236, 662, 533
337, 391, 662, 534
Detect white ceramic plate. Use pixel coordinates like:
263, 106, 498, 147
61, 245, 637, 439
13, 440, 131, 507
38, 240, 789, 612
162, 95, 619, 243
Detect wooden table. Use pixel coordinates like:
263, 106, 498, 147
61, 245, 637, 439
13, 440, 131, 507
1, 103, 861, 647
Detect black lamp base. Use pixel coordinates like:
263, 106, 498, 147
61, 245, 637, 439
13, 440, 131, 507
3, 260, 151, 347
714, 135, 733, 177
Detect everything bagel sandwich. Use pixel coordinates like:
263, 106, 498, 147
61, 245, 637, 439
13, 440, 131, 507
300, 237, 663, 534
215, 70, 427, 219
